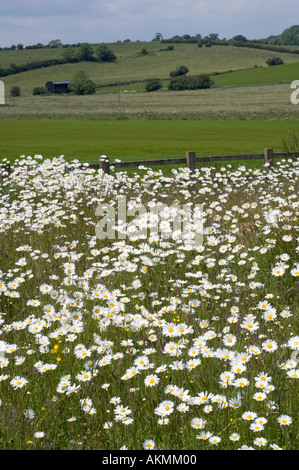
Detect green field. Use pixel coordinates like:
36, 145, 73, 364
1, 41, 299, 165
2, 43, 299, 94
213, 61, 299, 87
0, 119, 298, 165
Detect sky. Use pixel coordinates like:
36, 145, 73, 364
0, 0, 299, 47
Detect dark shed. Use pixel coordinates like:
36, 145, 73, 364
46, 80, 70, 94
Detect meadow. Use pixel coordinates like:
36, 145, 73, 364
0, 39, 299, 452
0, 155, 298, 450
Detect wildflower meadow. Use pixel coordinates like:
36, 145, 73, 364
0, 155, 298, 450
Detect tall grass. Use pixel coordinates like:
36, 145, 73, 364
0, 154, 298, 450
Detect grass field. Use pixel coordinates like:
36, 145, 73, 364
0, 119, 298, 165
1, 81, 298, 121
1, 41, 299, 123
2, 43, 299, 94
213, 61, 299, 87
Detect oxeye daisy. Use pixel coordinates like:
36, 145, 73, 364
277, 415, 292, 425
191, 418, 206, 429
10, 376, 28, 389
262, 339, 278, 352
144, 374, 160, 387
253, 437, 267, 447
253, 392, 267, 401
209, 435, 221, 445
143, 439, 155, 450
242, 411, 257, 421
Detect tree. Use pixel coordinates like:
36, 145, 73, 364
77, 43, 95, 61
169, 74, 213, 90
266, 56, 284, 66
69, 70, 96, 95
152, 33, 163, 42
96, 45, 116, 62
279, 25, 299, 45
62, 46, 78, 63
145, 78, 162, 92
208, 33, 219, 41
232, 34, 247, 42
48, 39, 62, 48
169, 65, 189, 78
17, 44, 24, 50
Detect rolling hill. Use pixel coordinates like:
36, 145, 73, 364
1, 41, 299, 95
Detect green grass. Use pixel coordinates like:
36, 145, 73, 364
2, 43, 299, 95
213, 62, 299, 87
0, 119, 297, 164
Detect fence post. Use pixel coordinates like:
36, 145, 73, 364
264, 148, 273, 173
98, 156, 110, 175
186, 151, 196, 175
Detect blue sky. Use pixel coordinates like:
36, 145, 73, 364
0, 0, 298, 47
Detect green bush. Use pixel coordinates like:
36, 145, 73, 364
77, 43, 95, 61
266, 56, 284, 66
169, 74, 214, 90
33, 87, 50, 95
69, 70, 96, 95
96, 45, 116, 62
169, 65, 189, 78
145, 78, 162, 92
10, 86, 20, 97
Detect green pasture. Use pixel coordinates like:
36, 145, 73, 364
213, 61, 299, 87
2, 43, 299, 95
0, 119, 297, 167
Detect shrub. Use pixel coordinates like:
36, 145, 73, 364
33, 87, 50, 95
145, 78, 162, 92
266, 56, 284, 66
69, 70, 96, 95
169, 65, 189, 78
10, 86, 20, 97
77, 43, 95, 61
96, 45, 116, 62
141, 48, 148, 55
169, 74, 214, 90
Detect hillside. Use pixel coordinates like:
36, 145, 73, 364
1, 41, 299, 95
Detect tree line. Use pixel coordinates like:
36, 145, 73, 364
0, 43, 116, 78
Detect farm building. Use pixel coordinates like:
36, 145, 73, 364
46, 80, 70, 94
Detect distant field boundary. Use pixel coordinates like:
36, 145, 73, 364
1, 148, 297, 178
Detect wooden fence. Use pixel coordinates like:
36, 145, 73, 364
0, 148, 297, 178
97, 148, 294, 175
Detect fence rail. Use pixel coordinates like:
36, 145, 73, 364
97, 148, 295, 175
0, 149, 297, 179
